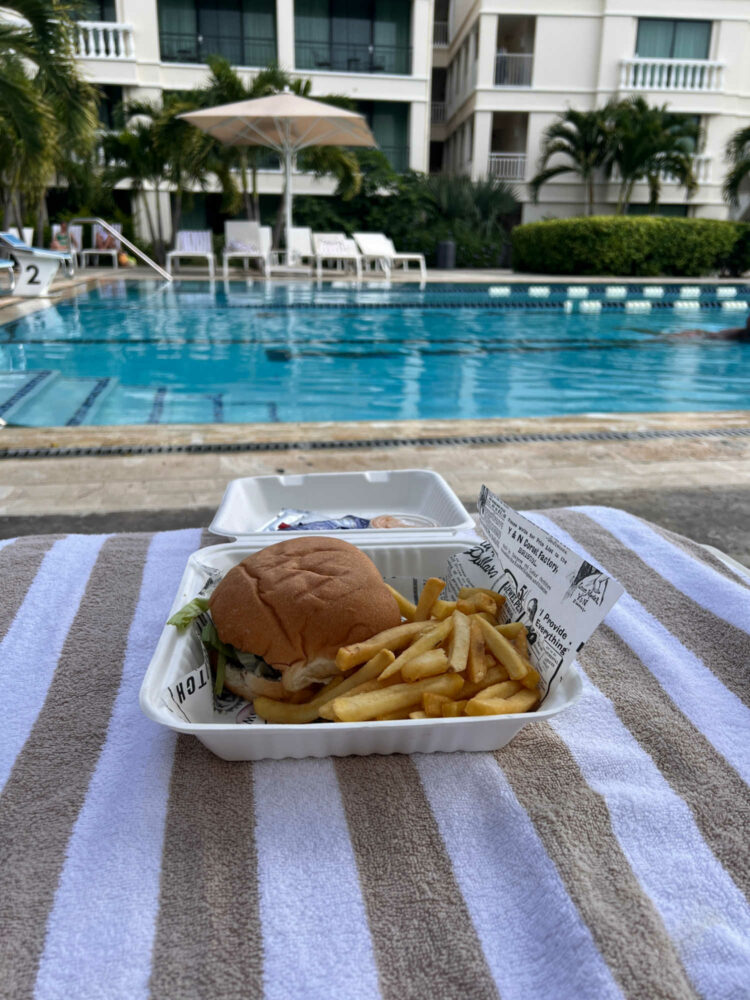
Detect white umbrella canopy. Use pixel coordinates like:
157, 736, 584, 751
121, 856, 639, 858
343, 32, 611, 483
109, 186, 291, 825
179, 91, 377, 251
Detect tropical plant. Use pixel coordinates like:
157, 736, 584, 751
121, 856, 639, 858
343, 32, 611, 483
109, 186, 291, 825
294, 166, 518, 268
512, 216, 743, 277
529, 107, 614, 216
723, 125, 750, 213
193, 59, 362, 240
0, 1, 98, 238
607, 97, 701, 214
122, 96, 219, 240
194, 58, 293, 221
102, 112, 170, 262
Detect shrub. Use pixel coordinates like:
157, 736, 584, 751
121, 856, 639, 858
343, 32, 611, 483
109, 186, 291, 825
720, 223, 750, 277
511, 216, 744, 277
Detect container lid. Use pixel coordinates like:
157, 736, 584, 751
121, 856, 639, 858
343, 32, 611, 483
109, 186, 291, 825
208, 469, 476, 541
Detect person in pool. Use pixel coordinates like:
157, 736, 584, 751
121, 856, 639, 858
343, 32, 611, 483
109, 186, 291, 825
668, 315, 750, 341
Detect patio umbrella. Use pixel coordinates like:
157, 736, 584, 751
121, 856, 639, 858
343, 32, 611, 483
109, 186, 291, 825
179, 90, 377, 251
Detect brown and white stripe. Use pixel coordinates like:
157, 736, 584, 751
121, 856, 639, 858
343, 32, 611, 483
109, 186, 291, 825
0, 514, 747, 1000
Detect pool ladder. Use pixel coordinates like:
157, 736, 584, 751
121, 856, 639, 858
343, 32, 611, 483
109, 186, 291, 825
70, 217, 172, 282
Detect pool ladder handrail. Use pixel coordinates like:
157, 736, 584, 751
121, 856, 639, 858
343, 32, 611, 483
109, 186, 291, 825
70, 217, 172, 282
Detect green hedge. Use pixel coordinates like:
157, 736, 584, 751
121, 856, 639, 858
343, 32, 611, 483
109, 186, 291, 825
511, 217, 750, 277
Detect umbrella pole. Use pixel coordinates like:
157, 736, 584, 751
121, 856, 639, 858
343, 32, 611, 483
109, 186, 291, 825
284, 147, 293, 258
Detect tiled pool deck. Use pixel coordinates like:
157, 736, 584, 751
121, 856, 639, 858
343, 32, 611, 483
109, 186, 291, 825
1, 271, 748, 560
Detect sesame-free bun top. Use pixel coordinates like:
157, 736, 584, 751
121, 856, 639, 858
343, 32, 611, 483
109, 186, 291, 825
209, 535, 401, 690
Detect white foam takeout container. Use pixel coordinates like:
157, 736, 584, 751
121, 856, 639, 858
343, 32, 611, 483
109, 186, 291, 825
139, 536, 583, 761
209, 469, 476, 539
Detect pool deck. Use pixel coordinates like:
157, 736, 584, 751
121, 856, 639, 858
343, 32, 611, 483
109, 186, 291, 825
2, 410, 749, 563
1, 270, 748, 560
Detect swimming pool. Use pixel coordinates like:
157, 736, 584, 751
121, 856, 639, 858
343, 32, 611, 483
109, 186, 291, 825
1, 280, 748, 426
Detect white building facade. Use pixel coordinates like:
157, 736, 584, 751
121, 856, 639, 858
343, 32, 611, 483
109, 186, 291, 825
434, 0, 750, 222
73, 0, 750, 234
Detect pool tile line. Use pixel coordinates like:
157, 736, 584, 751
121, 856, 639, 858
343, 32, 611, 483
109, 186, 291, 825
0, 371, 53, 418
148, 388, 167, 424
66, 378, 113, 427
3, 424, 750, 460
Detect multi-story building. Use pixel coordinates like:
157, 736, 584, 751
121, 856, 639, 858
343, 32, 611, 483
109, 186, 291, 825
73, 0, 433, 238
72, 1, 750, 238
433, 0, 750, 222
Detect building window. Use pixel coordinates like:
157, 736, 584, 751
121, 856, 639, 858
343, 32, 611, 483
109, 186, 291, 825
158, 0, 277, 67
295, 0, 411, 75
636, 19, 711, 60
81, 1, 117, 19
355, 100, 409, 172
98, 85, 124, 129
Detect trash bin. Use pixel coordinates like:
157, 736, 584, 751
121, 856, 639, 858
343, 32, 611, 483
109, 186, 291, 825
436, 240, 456, 269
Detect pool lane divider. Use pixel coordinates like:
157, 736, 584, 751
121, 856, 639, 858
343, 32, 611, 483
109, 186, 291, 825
2, 425, 749, 460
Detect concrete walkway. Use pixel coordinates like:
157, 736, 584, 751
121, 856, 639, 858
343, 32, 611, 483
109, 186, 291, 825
2, 411, 749, 562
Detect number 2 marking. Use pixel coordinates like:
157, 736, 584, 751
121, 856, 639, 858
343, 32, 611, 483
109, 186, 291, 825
26, 264, 40, 285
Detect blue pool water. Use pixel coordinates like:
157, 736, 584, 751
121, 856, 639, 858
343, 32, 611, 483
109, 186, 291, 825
1, 280, 749, 426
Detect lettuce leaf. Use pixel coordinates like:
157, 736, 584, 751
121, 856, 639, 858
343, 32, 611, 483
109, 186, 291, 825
167, 596, 210, 630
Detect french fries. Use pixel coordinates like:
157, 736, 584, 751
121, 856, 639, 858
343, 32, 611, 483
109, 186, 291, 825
401, 648, 449, 682
252, 577, 543, 725
476, 617, 529, 680
336, 620, 432, 671
333, 673, 463, 723
414, 577, 446, 621
447, 610, 471, 673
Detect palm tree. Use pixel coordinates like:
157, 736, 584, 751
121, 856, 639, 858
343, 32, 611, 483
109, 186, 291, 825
723, 125, 750, 214
190, 60, 363, 244
198, 58, 292, 221
102, 114, 169, 261
0, 1, 98, 235
124, 96, 218, 241
529, 107, 613, 216
608, 97, 700, 214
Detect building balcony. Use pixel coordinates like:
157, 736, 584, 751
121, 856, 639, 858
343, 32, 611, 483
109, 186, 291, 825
610, 155, 712, 185
431, 102, 446, 125
75, 20, 134, 60
494, 53, 533, 88
433, 21, 449, 47
488, 153, 526, 181
160, 32, 276, 66
619, 58, 724, 93
295, 40, 411, 75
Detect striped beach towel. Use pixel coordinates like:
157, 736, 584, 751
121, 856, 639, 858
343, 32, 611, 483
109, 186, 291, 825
0, 508, 748, 1000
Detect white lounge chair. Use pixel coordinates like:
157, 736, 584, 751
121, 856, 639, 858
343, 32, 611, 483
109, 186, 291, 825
166, 229, 215, 278
354, 233, 426, 281
51, 224, 83, 270
287, 227, 314, 268
223, 221, 271, 278
313, 232, 362, 280
81, 223, 122, 269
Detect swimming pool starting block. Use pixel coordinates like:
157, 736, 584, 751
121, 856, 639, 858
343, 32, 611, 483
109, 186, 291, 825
0, 232, 72, 297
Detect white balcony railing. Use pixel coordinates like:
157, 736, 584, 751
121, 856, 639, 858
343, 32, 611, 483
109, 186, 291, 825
610, 155, 712, 185
433, 20, 449, 47
620, 58, 724, 93
488, 153, 526, 181
495, 53, 533, 87
663, 154, 712, 184
75, 21, 135, 60
431, 102, 446, 125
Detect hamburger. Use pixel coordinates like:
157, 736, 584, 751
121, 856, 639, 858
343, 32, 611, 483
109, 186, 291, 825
173, 536, 402, 703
